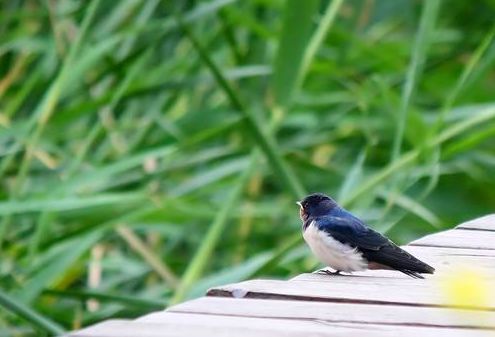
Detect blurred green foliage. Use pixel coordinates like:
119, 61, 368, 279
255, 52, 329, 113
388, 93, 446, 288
1, 0, 495, 335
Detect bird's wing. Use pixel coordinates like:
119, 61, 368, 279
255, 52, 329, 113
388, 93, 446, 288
315, 214, 435, 275
364, 243, 435, 276
314, 215, 389, 250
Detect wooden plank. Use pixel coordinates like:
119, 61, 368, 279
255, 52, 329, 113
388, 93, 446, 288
456, 215, 495, 231
290, 245, 495, 280
68, 315, 386, 337
410, 229, 495, 250
403, 245, 495, 258
290, 268, 493, 281
68, 315, 495, 337
401, 245, 495, 273
137, 312, 494, 337
207, 278, 495, 309
290, 273, 495, 294
167, 297, 495, 329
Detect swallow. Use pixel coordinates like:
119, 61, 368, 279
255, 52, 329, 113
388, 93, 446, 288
297, 193, 435, 278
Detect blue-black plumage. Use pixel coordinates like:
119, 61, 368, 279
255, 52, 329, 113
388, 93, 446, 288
298, 193, 435, 279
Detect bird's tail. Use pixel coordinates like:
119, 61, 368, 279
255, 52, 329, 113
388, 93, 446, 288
364, 243, 435, 278
400, 269, 425, 279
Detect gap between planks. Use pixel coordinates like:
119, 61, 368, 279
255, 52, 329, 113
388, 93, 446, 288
409, 228, 495, 250
68, 315, 431, 337
456, 227, 495, 233
137, 312, 495, 337
206, 273, 495, 311
164, 296, 495, 330
455, 214, 495, 232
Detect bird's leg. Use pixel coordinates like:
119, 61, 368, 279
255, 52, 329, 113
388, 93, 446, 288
316, 268, 342, 276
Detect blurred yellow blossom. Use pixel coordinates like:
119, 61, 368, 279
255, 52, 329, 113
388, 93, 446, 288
440, 266, 490, 308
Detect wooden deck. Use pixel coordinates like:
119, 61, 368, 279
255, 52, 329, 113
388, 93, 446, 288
70, 215, 495, 337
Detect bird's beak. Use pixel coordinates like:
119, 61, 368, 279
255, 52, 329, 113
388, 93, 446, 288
297, 201, 308, 221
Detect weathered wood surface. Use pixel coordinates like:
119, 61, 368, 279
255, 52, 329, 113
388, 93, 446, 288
207, 277, 495, 309
166, 297, 495, 329
410, 228, 495, 250
69, 214, 495, 337
70, 316, 494, 337
456, 214, 495, 231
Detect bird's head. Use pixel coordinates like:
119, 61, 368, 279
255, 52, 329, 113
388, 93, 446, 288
297, 193, 338, 221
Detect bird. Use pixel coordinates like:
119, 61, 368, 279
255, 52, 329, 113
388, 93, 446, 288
297, 193, 435, 279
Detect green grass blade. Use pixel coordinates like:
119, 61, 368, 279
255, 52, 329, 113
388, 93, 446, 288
444, 124, 495, 158
65, 49, 152, 178
218, 8, 242, 63
18, 232, 102, 303
377, 189, 441, 228
272, 0, 319, 108
28, 212, 53, 261
437, 26, 495, 130
0, 0, 103, 250
116, 226, 178, 289
342, 151, 418, 206
176, 13, 305, 199
337, 149, 366, 202
391, 0, 440, 161
0, 193, 144, 215
169, 158, 247, 196
187, 252, 272, 300
343, 104, 495, 206
170, 154, 257, 305
43, 289, 164, 310
60, 145, 177, 194
299, 0, 344, 90
14, 0, 102, 195
433, 105, 495, 145
421, 26, 495, 198
0, 289, 65, 335
252, 232, 302, 277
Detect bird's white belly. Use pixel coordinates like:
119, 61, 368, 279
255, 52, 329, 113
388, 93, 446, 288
303, 221, 368, 272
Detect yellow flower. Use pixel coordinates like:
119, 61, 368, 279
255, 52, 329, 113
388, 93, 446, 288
441, 267, 490, 308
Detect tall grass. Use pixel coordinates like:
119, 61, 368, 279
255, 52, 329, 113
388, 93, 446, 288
1, 0, 495, 335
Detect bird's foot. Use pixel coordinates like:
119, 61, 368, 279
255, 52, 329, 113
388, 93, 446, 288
316, 269, 342, 276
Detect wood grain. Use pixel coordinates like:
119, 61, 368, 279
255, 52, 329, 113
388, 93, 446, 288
456, 215, 495, 231
207, 278, 495, 310
70, 313, 495, 337
69, 315, 389, 337
167, 297, 495, 329
410, 229, 495, 250
139, 312, 494, 337
403, 245, 495, 258
69, 311, 495, 337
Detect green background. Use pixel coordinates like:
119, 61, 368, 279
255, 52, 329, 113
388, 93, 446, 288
1, 0, 495, 335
